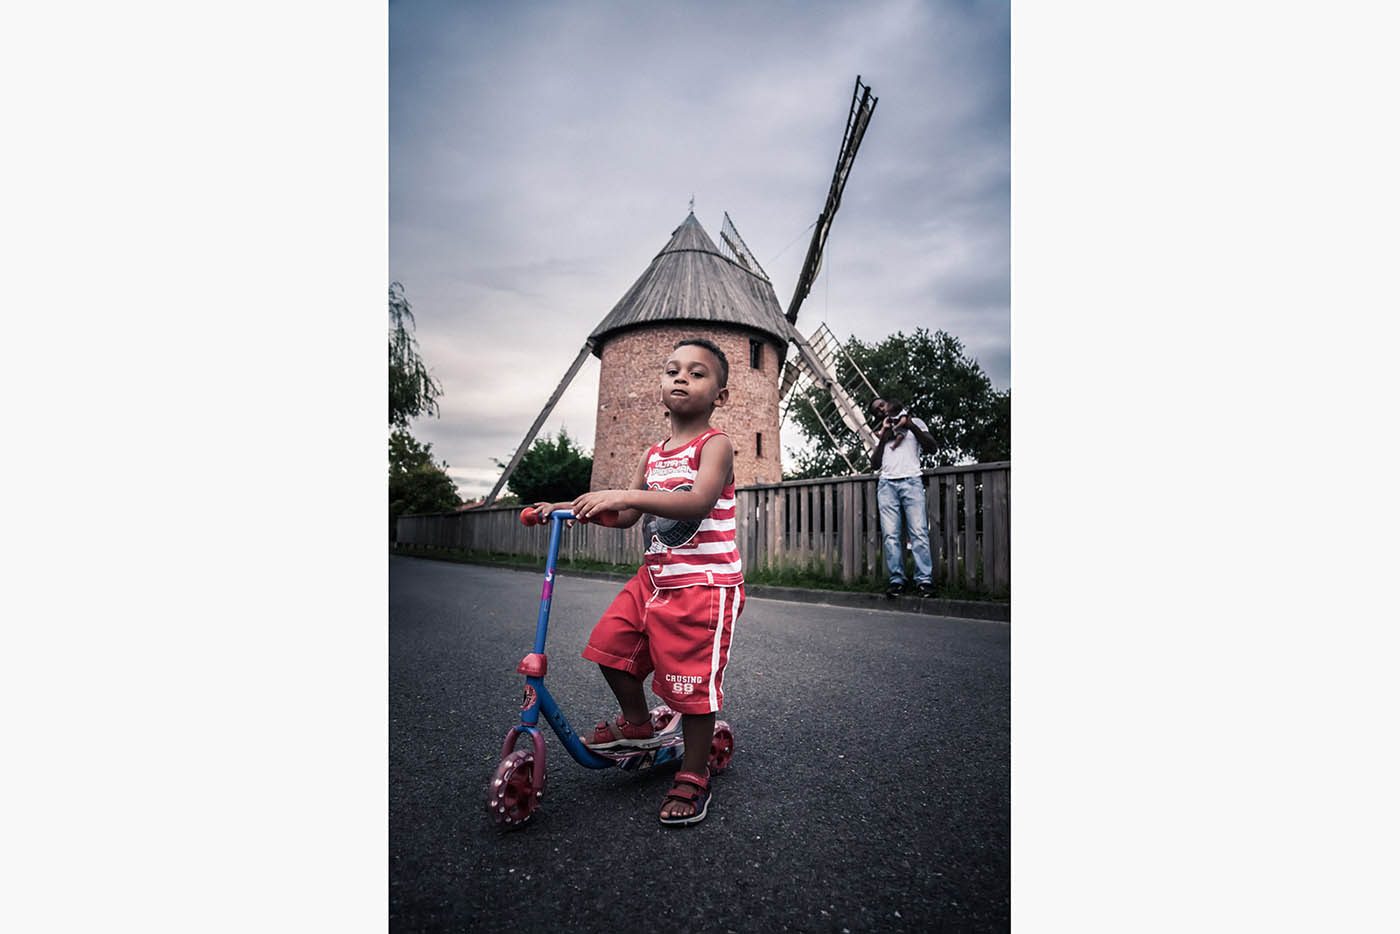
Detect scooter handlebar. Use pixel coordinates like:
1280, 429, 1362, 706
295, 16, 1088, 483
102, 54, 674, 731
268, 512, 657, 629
518, 507, 622, 527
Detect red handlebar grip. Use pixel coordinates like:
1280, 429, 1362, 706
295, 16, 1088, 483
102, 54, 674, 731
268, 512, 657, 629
519, 507, 621, 527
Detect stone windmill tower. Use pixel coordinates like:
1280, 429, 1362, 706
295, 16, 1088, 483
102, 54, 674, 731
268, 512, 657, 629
585, 210, 789, 488
485, 77, 880, 503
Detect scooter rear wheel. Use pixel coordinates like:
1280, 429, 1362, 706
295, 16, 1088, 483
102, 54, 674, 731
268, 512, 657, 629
709, 721, 735, 773
485, 749, 541, 828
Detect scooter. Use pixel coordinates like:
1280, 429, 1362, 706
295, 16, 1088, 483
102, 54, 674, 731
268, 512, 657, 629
485, 507, 735, 828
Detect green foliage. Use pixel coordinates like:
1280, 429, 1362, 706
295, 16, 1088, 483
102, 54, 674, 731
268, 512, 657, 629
389, 281, 443, 428
496, 429, 594, 504
389, 428, 461, 533
786, 328, 1010, 479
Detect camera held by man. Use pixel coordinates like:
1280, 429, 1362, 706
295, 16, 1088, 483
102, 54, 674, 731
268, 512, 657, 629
882, 411, 911, 446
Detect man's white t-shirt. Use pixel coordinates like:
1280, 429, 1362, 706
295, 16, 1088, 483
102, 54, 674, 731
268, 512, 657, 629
878, 414, 928, 479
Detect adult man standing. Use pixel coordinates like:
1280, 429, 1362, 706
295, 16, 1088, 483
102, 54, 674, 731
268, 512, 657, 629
871, 396, 937, 598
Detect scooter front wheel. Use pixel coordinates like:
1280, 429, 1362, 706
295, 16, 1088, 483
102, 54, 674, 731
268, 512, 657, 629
485, 749, 542, 828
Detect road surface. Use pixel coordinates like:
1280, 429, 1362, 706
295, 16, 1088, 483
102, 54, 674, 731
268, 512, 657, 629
390, 556, 1009, 932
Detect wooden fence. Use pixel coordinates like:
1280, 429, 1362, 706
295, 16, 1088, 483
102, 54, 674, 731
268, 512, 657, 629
395, 462, 1009, 595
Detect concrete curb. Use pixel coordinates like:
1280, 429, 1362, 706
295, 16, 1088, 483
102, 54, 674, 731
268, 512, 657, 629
392, 551, 1010, 623
740, 583, 1010, 622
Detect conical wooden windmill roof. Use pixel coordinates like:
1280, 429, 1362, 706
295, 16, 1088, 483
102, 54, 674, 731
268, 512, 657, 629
588, 212, 795, 351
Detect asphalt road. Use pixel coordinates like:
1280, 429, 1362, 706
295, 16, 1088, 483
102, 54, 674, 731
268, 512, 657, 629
390, 556, 1009, 932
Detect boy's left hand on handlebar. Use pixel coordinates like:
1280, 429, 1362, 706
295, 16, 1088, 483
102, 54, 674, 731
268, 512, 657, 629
532, 501, 575, 527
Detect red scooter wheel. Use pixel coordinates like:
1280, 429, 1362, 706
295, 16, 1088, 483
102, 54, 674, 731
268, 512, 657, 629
485, 749, 542, 828
709, 720, 735, 773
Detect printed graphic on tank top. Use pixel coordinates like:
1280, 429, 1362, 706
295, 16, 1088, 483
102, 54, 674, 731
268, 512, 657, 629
640, 428, 744, 589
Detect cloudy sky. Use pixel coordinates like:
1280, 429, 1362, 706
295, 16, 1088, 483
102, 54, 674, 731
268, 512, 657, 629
390, 0, 1008, 500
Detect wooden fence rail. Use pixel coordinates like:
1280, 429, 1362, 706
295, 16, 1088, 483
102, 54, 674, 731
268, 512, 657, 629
395, 462, 1009, 595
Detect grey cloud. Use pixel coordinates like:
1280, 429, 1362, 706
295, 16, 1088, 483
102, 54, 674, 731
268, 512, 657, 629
391, 0, 1008, 493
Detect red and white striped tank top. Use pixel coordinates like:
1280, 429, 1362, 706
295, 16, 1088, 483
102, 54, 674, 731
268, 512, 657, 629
640, 427, 744, 589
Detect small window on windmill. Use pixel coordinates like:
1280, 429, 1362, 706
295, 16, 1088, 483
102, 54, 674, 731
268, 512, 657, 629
749, 339, 763, 370
756, 432, 763, 458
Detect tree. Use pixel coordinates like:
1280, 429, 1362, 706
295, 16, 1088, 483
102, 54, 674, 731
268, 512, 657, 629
786, 328, 1010, 479
495, 429, 594, 504
389, 281, 442, 428
389, 428, 461, 536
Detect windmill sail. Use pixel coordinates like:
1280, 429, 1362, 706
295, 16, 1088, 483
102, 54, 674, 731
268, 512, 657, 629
483, 341, 594, 505
780, 321, 872, 404
785, 77, 878, 325
770, 77, 882, 465
781, 322, 879, 456
719, 212, 769, 281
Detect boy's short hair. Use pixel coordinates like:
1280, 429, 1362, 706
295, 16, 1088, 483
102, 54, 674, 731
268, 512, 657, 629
673, 337, 729, 387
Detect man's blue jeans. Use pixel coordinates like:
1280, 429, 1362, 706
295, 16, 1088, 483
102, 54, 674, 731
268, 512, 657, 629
877, 476, 934, 586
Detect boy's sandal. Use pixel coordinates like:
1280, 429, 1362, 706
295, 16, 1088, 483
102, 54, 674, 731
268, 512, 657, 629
586, 714, 658, 750
659, 769, 712, 827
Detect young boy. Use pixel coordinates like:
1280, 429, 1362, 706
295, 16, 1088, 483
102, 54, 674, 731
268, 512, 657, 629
532, 337, 744, 827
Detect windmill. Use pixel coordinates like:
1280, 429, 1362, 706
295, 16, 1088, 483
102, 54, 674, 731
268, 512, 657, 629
484, 77, 880, 505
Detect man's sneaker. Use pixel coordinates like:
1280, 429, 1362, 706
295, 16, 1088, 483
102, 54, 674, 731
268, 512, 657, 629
885, 581, 905, 599
916, 582, 936, 598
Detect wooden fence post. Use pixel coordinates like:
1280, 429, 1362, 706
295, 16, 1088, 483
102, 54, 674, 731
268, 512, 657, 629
865, 478, 880, 581
962, 471, 978, 590
841, 479, 856, 582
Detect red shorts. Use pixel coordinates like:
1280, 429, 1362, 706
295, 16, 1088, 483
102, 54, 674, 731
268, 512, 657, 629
581, 569, 746, 714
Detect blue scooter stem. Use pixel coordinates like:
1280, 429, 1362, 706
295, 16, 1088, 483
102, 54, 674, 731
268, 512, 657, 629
530, 511, 572, 654
518, 509, 614, 769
